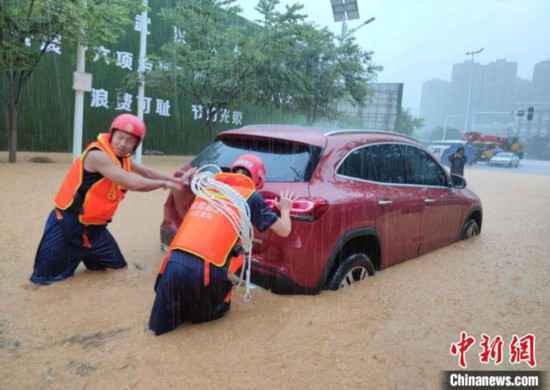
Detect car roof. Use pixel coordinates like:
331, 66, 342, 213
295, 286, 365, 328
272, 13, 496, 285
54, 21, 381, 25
218, 124, 421, 148
430, 140, 466, 145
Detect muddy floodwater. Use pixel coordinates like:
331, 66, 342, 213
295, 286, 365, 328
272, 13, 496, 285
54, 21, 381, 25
1, 152, 549, 389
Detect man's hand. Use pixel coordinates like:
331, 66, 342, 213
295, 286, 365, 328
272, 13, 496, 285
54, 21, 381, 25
275, 190, 295, 212
270, 190, 295, 238
173, 167, 197, 186
163, 180, 183, 191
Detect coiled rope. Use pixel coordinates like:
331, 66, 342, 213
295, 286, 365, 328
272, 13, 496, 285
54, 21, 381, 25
190, 164, 254, 302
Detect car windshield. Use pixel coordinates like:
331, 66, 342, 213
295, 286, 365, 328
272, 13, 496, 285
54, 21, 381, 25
191, 137, 322, 182
495, 153, 514, 157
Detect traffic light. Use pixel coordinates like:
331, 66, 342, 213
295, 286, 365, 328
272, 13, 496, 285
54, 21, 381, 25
527, 106, 534, 121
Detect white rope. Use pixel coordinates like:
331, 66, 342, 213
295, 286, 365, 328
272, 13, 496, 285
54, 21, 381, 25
190, 164, 255, 302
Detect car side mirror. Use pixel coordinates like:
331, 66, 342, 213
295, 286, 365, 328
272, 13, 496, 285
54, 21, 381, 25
450, 174, 466, 189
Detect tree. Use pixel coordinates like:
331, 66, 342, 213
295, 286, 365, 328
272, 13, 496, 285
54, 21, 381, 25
250, 0, 306, 111
152, 0, 260, 140
395, 108, 424, 135
151, 0, 380, 136
0, 0, 136, 162
254, 0, 379, 124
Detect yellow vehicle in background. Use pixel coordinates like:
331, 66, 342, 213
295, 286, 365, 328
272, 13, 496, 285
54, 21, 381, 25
465, 133, 524, 162
479, 143, 498, 161
510, 139, 524, 159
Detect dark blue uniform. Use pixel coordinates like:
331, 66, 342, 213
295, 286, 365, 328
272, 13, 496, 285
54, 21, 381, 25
148, 192, 278, 335
30, 168, 127, 285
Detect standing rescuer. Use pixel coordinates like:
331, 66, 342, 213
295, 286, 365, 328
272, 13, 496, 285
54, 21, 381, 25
30, 114, 185, 285
149, 154, 294, 336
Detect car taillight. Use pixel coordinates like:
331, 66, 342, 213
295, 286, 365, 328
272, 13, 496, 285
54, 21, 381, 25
264, 197, 329, 221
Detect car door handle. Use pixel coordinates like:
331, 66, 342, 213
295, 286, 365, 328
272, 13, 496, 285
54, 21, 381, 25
424, 198, 435, 204
378, 199, 393, 205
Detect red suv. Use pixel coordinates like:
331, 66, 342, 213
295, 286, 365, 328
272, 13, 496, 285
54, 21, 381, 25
161, 125, 482, 294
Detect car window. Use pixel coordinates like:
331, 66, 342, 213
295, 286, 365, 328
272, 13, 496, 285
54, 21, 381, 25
374, 144, 407, 184
337, 146, 376, 180
338, 144, 407, 184
191, 137, 322, 182
403, 145, 448, 186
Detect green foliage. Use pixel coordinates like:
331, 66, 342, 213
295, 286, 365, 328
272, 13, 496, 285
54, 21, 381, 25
253, 0, 379, 124
151, 0, 380, 132
1, 0, 137, 87
1, 0, 137, 161
147, 0, 261, 139
395, 108, 424, 135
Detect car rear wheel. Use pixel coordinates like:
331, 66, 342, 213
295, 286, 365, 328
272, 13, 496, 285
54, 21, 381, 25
461, 219, 480, 240
328, 253, 375, 290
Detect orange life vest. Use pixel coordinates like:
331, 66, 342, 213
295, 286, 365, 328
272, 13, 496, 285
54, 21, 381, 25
168, 172, 255, 269
54, 133, 131, 225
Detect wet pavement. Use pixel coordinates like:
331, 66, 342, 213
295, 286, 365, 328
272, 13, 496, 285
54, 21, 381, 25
1, 152, 549, 390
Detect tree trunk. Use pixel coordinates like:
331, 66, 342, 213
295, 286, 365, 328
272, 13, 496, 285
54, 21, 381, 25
7, 99, 18, 163
207, 119, 214, 141
206, 107, 214, 141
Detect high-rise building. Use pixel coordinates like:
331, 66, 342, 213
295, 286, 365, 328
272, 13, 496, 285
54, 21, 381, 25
514, 78, 532, 103
451, 61, 484, 130
479, 59, 517, 113
532, 60, 550, 101
420, 59, 548, 134
420, 79, 451, 129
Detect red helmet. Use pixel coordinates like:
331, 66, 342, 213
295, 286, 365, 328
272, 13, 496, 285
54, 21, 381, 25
231, 154, 266, 189
109, 114, 146, 143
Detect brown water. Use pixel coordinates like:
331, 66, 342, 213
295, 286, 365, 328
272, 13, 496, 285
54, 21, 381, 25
1, 152, 549, 390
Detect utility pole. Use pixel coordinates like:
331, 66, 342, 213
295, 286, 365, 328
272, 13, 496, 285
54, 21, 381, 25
72, 0, 92, 159
135, 0, 149, 164
464, 48, 484, 134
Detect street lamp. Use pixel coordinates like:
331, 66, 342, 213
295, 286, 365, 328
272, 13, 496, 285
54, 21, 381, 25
464, 48, 484, 134
330, 0, 360, 39
346, 17, 376, 37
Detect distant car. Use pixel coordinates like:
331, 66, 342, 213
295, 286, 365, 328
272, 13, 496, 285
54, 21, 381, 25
161, 125, 483, 294
489, 152, 520, 168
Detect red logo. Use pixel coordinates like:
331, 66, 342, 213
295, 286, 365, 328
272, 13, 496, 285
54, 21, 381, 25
509, 334, 536, 368
450, 332, 536, 369
479, 334, 504, 365
450, 331, 477, 368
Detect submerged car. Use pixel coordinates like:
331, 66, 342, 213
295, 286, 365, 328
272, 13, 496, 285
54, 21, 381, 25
161, 125, 483, 294
489, 152, 520, 168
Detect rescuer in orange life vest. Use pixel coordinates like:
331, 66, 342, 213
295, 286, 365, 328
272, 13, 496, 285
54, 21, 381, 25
30, 114, 188, 285
148, 154, 294, 335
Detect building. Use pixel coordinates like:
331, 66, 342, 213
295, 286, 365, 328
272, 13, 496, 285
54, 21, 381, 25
450, 60, 484, 131
514, 78, 532, 103
419, 58, 550, 141
479, 59, 517, 113
420, 79, 452, 130
532, 60, 550, 101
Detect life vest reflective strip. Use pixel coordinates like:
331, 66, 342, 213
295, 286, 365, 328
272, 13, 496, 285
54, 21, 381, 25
168, 173, 255, 270
54, 133, 131, 225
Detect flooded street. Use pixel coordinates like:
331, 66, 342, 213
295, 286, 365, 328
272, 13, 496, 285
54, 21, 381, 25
1, 152, 549, 389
